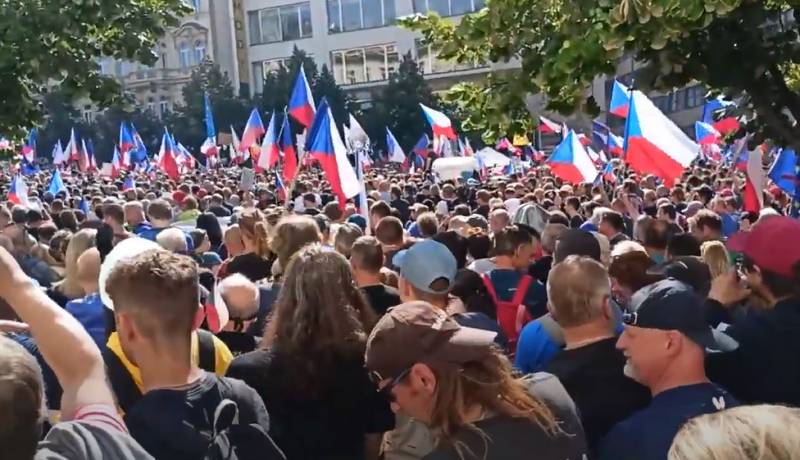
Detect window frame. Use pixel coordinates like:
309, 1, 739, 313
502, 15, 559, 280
331, 43, 398, 85
413, 0, 483, 16
249, 2, 313, 45
327, 0, 396, 34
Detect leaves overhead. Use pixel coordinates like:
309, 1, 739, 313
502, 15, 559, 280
403, 0, 800, 147
0, 0, 190, 137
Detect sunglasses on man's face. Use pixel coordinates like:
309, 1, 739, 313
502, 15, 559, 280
370, 367, 412, 402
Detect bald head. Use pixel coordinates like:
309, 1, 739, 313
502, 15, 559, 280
76, 248, 101, 294
218, 274, 259, 331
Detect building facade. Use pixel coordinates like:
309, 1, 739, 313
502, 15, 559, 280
242, 0, 514, 103
92, 0, 238, 120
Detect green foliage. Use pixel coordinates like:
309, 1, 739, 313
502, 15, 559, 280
259, 47, 318, 114
403, 0, 800, 148
313, 64, 355, 128
168, 59, 250, 151
0, 0, 189, 138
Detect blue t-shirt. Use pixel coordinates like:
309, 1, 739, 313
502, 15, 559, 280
137, 225, 194, 251
598, 383, 738, 460
65, 292, 107, 350
486, 269, 548, 318
515, 320, 562, 373
719, 212, 739, 238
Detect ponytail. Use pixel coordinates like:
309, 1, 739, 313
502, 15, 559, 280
253, 221, 271, 258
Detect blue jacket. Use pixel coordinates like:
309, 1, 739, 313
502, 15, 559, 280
65, 292, 107, 350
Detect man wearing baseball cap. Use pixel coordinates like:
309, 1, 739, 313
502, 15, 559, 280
598, 279, 739, 460
366, 301, 587, 460
705, 216, 800, 406
393, 239, 459, 313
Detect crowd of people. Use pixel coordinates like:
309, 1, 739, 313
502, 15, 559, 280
1, 157, 799, 460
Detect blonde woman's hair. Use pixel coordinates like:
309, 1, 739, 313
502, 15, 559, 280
429, 350, 559, 457
269, 215, 321, 269
54, 229, 96, 299
669, 405, 800, 460
238, 209, 271, 258
700, 240, 730, 279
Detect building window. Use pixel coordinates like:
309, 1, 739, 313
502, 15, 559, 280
248, 2, 312, 45
415, 39, 481, 74
685, 85, 704, 109
251, 57, 293, 94
82, 106, 93, 124
194, 40, 206, 63
160, 97, 170, 116
413, 0, 484, 15
331, 44, 398, 85
668, 91, 681, 112
327, 0, 396, 33
179, 42, 191, 68
184, 0, 200, 12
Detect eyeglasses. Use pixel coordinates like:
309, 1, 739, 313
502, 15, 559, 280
370, 367, 412, 402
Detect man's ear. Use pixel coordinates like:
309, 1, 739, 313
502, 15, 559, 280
410, 363, 437, 395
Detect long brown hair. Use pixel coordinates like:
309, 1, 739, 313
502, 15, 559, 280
262, 244, 377, 393
430, 350, 559, 456
237, 209, 270, 258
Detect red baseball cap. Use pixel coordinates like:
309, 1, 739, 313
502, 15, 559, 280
728, 217, 800, 277
172, 190, 187, 204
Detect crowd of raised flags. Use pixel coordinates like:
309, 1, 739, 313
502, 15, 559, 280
2, 67, 800, 218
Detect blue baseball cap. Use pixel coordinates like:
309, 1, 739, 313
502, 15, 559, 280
393, 240, 457, 294
347, 214, 367, 232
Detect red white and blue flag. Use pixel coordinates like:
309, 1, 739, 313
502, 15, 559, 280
279, 114, 298, 184
548, 130, 599, 184
8, 175, 29, 206
420, 104, 457, 140
240, 108, 266, 157
275, 172, 287, 204
119, 122, 135, 158
65, 128, 81, 163
386, 128, 406, 163
111, 146, 122, 179
609, 80, 631, 118
306, 98, 360, 206
623, 90, 699, 185
257, 111, 279, 171
744, 145, 766, 212
288, 66, 316, 128
694, 121, 721, 145
702, 96, 739, 135
201, 92, 219, 157
123, 176, 136, 191
158, 129, 181, 181
51, 141, 66, 166
21, 128, 37, 163
412, 134, 430, 160
538, 116, 562, 135
769, 148, 797, 197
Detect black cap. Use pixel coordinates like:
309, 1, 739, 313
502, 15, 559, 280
624, 279, 738, 353
647, 256, 712, 297
554, 229, 601, 263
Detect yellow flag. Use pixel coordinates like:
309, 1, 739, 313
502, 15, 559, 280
512, 134, 530, 146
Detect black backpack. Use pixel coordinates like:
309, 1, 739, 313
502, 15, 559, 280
204, 397, 285, 460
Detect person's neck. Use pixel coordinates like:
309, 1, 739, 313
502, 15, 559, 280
151, 219, 170, 229
493, 255, 516, 270
355, 271, 383, 288
137, 346, 199, 393
112, 223, 127, 234
561, 321, 615, 349
82, 286, 99, 297
650, 364, 709, 397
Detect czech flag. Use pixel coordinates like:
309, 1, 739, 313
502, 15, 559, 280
420, 104, 457, 140
8, 175, 29, 206
769, 148, 797, 196
85, 139, 97, 172
412, 134, 430, 160
52, 140, 66, 166
257, 111, 279, 171
65, 128, 81, 163
538, 116, 562, 135
123, 176, 136, 191
609, 80, 630, 118
111, 146, 122, 179
21, 128, 37, 163
623, 90, 699, 186
547, 130, 599, 184
307, 98, 360, 206
240, 108, 266, 156
594, 161, 617, 187
288, 66, 316, 128
47, 169, 68, 198
158, 129, 181, 181
119, 122, 135, 156
201, 92, 219, 157
386, 128, 406, 163
744, 146, 766, 212
280, 114, 298, 184
275, 173, 287, 204
695, 121, 721, 145
130, 123, 148, 165
702, 96, 739, 135
229, 125, 244, 164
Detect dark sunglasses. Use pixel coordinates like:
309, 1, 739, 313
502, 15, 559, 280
370, 367, 412, 402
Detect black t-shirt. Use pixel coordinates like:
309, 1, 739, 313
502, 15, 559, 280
208, 205, 231, 217
125, 372, 274, 460
528, 255, 553, 285
569, 214, 584, 229
216, 330, 258, 356
226, 347, 395, 460
546, 337, 651, 452
424, 373, 587, 460
361, 284, 401, 315
225, 252, 273, 281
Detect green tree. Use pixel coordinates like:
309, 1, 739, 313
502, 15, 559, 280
313, 64, 355, 128
0, 0, 189, 138
168, 59, 251, 151
37, 90, 81, 161
260, 46, 318, 114
402, 0, 800, 148
362, 54, 446, 153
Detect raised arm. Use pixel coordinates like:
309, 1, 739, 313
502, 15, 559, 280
0, 247, 114, 418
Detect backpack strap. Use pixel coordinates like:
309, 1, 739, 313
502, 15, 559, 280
480, 273, 500, 304
103, 347, 142, 413
538, 313, 566, 346
197, 329, 216, 372
510, 275, 533, 307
